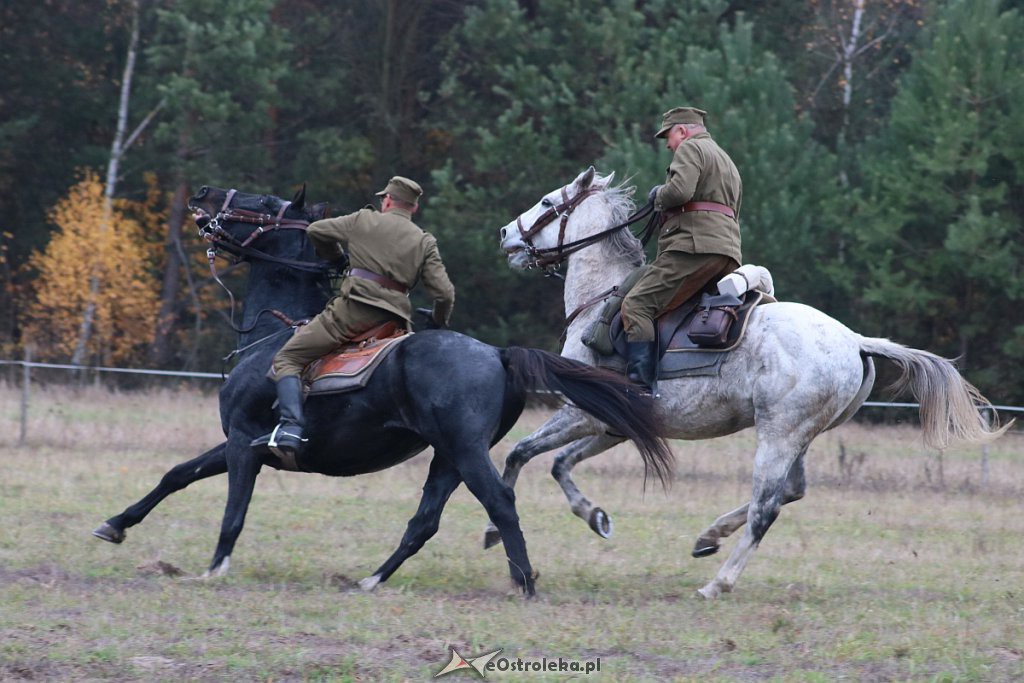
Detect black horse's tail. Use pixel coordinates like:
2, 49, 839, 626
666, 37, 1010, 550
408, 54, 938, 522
500, 347, 674, 486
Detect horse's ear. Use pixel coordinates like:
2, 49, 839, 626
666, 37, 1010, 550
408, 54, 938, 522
573, 166, 596, 193
309, 201, 329, 220
291, 183, 307, 210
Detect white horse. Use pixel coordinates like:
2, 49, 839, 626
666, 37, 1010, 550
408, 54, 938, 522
489, 167, 1009, 599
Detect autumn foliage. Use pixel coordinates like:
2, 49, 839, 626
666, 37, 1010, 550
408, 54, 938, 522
23, 171, 159, 364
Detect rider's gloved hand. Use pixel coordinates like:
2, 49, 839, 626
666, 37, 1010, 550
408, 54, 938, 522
647, 184, 662, 205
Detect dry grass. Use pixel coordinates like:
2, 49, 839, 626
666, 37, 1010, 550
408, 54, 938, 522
1, 382, 1023, 681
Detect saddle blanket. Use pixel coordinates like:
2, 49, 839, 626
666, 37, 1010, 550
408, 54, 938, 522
302, 330, 410, 395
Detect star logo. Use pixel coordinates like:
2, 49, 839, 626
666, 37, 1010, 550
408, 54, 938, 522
434, 647, 502, 678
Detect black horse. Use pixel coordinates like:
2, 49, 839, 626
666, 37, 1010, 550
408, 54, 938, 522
92, 185, 672, 595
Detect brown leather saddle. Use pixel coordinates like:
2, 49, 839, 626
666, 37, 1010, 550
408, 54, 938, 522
302, 321, 411, 395
597, 284, 765, 379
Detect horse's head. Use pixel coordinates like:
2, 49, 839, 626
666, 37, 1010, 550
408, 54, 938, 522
499, 167, 638, 271
188, 184, 329, 259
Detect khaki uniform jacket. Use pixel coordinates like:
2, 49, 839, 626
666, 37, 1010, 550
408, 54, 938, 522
307, 207, 455, 324
653, 132, 742, 264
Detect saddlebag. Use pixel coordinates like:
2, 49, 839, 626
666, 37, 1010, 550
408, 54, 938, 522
686, 293, 742, 348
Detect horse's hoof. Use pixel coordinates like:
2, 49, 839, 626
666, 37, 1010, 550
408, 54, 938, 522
696, 583, 720, 600
358, 574, 381, 592
91, 522, 125, 544
201, 556, 230, 579
588, 508, 612, 538
692, 538, 720, 558
483, 529, 502, 549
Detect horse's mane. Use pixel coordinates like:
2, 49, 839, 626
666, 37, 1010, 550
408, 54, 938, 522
594, 172, 645, 267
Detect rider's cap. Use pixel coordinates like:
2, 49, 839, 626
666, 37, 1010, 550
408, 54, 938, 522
655, 106, 708, 138
375, 176, 423, 205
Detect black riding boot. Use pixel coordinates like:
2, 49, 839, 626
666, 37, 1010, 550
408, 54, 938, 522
625, 341, 659, 396
251, 376, 307, 462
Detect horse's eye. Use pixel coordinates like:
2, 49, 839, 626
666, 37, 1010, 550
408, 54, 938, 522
541, 198, 553, 207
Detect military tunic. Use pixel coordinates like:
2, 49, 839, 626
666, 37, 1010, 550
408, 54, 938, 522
621, 132, 743, 342
272, 206, 455, 378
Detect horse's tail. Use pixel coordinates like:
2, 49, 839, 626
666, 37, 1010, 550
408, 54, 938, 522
500, 346, 674, 486
858, 336, 1012, 449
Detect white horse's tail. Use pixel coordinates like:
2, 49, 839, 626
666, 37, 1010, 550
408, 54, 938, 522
858, 337, 1012, 449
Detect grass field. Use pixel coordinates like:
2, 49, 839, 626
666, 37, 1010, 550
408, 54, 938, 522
1, 383, 1023, 681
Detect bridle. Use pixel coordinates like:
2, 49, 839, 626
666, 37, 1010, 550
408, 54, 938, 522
513, 185, 659, 275
190, 188, 336, 335
193, 189, 323, 267
513, 182, 662, 340
515, 186, 602, 271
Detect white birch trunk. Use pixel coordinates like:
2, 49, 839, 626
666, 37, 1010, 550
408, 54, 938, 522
836, 0, 865, 176
71, 0, 141, 366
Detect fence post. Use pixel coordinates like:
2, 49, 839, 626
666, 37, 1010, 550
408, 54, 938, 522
980, 409, 991, 489
19, 345, 31, 446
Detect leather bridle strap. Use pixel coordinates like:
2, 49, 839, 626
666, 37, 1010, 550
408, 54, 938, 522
559, 285, 619, 344
527, 201, 656, 268
516, 187, 600, 247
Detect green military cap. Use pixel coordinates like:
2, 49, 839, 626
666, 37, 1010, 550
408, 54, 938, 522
375, 176, 423, 205
654, 106, 708, 138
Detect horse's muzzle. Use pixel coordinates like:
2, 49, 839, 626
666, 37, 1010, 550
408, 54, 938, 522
505, 249, 530, 270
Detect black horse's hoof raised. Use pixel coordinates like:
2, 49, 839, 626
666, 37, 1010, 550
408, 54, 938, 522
92, 522, 125, 544
483, 529, 502, 549
588, 508, 612, 538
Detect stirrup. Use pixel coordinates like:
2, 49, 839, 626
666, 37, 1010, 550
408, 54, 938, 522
251, 424, 307, 466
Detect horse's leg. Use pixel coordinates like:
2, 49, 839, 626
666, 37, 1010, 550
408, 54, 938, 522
697, 433, 815, 600
457, 449, 537, 596
483, 406, 595, 548
500, 406, 594, 489
692, 451, 807, 558
550, 433, 625, 538
92, 442, 228, 544
204, 436, 262, 577
358, 455, 462, 591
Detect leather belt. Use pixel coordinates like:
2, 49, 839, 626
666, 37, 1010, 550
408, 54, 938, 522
349, 267, 409, 294
663, 201, 736, 219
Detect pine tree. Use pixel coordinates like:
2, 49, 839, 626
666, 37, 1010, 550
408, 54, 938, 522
853, 0, 1024, 399
143, 0, 289, 366
425, 1, 840, 344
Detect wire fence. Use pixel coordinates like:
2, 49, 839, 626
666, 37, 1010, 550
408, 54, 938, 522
2, 357, 1022, 450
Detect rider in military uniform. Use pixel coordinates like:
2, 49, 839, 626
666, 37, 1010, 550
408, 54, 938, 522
253, 176, 456, 458
621, 106, 743, 394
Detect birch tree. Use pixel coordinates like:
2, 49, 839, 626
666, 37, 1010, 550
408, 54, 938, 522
71, 0, 163, 365
24, 172, 159, 364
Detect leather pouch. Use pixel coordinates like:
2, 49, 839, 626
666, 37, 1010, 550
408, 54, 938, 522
687, 295, 740, 348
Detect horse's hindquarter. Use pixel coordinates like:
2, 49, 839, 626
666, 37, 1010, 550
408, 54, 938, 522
658, 302, 867, 440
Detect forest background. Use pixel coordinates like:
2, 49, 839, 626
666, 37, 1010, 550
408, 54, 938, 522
1, 0, 1022, 404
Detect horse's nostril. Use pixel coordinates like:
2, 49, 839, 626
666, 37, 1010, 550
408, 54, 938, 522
500, 226, 507, 241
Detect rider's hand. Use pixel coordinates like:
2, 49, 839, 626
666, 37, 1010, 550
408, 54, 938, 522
647, 184, 662, 205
